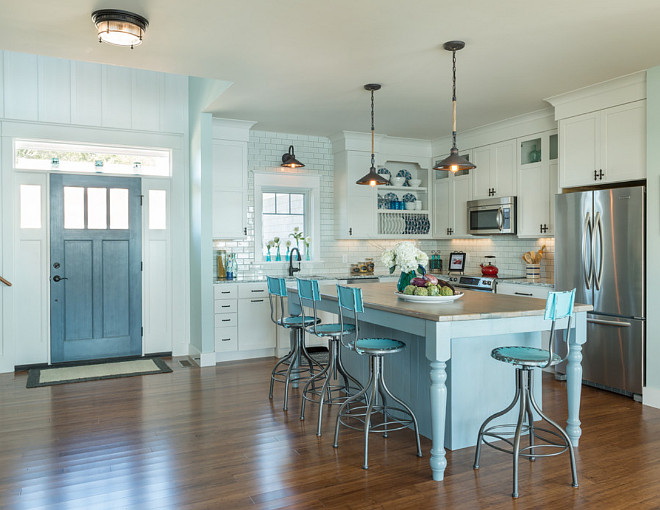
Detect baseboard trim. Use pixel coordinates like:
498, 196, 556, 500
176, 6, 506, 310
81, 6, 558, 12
216, 348, 276, 363
643, 387, 660, 409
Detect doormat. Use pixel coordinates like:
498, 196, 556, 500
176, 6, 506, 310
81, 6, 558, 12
26, 357, 172, 388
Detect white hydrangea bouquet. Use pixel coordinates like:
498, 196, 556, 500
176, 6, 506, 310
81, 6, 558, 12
381, 242, 429, 292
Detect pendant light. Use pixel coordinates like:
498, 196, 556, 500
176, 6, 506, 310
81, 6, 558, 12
356, 84, 389, 186
434, 41, 476, 173
92, 9, 149, 49
281, 145, 305, 168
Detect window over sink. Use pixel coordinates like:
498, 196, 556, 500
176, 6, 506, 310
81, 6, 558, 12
254, 173, 320, 262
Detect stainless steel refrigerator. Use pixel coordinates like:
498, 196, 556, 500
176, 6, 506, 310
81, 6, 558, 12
555, 185, 645, 397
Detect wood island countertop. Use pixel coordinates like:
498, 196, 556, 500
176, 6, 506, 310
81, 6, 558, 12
311, 282, 592, 323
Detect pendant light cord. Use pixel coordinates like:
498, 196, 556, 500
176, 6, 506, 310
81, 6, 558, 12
451, 49, 457, 149
371, 89, 376, 170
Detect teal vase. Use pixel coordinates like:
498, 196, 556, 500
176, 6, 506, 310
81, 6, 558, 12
266, 251, 271, 262
276, 246, 281, 261
397, 270, 416, 293
305, 247, 311, 261
286, 247, 290, 262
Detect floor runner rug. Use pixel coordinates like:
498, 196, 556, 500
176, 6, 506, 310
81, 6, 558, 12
26, 357, 172, 388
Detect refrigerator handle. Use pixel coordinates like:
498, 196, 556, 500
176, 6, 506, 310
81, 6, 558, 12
582, 212, 592, 289
587, 318, 632, 328
594, 211, 604, 290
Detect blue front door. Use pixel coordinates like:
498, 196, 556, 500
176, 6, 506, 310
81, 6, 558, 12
50, 174, 142, 363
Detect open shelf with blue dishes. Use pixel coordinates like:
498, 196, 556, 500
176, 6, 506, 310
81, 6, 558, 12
375, 161, 431, 238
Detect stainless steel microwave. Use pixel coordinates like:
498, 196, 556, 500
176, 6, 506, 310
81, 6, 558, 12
467, 196, 516, 235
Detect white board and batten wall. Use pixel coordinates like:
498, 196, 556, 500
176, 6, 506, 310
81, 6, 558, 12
0, 50, 190, 373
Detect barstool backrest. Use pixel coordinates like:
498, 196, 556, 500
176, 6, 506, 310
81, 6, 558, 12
267, 276, 287, 326
336, 284, 364, 350
297, 278, 321, 335
542, 289, 576, 368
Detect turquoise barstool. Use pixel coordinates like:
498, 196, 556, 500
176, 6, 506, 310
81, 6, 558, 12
296, 278, 363, 436
332, 284, 422, 470
473, 289, 579, 498
267, 276, 322, 411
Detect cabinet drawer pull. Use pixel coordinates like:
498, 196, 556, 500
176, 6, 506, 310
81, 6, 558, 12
221, 305, 231, 308
222, 318, 231, 322
251, 299, 264, 303
514, 292, 533, 297
251, 289, 265, 293
221, 338, 231, 341
221, 291, 231, 294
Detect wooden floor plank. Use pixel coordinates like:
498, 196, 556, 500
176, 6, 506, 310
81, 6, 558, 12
1, 357, 660, 509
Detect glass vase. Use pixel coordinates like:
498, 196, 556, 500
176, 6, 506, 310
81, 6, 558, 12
286, 247, 290, 262
276, 246, 281, 261
266, 251, 271, 262
305, 247, 311, 261
397, 270, 416, 293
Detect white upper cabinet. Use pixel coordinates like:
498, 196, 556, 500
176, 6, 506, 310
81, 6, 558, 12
212, 139, 248, 239
516, 131, 558, 237
546, 72, 646, 189
471, 139, 516, 199
432, 151, 472, 238
559, 101, 646, 187
334, 150, 377, 239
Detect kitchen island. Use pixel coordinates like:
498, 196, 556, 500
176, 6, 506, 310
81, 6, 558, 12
287, 281, 591, 482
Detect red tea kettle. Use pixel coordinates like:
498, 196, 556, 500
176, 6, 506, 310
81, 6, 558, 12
480, 256, 498, 277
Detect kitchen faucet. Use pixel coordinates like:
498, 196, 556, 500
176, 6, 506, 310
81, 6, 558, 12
289, 247, 301, 276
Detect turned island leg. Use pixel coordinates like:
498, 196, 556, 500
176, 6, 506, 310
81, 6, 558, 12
566, 311, 586, 446
429, 360, 448, 480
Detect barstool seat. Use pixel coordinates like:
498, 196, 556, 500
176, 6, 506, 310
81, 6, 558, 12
491, 346, 562, 367
332, 284, 422, 470
474, 289, 579, 498
279, 315, 318, 327
355, 338, 405, 354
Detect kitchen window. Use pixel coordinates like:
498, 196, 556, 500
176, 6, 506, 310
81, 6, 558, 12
261, 192, 307, 259
254, 173, 321, 263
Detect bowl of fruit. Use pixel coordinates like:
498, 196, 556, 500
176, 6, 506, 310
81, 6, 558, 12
396, 274, 463, 303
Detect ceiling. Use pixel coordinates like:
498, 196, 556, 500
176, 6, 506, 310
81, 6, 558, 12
1, 0, 659, 139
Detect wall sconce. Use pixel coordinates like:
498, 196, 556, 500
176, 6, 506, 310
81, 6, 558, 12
281, 145, 305, 168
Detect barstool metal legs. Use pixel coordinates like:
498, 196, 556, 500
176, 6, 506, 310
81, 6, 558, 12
333, 354, 422, 470
474, 368, 578, 498
270, 326, 324, 411
526, 371, 579, 489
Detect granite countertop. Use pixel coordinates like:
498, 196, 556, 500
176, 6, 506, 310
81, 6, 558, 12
496, 277, 555, 288
289, 282, 590, 323
214, 274, 392, 284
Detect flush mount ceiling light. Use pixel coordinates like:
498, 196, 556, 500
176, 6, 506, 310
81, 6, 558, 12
356, 84, 389, 186
281, 145, 305, 168
92, 9, 149, 49
434, 41, 476, 173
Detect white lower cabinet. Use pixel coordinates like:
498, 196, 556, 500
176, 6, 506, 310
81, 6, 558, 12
496, 282, 551, 300
237, 297, 276, 351
214, 282, 277, 360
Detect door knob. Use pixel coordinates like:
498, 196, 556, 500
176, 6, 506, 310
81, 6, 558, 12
52, 275, 68, 282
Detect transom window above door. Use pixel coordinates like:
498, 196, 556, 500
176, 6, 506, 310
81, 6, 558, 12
63, 186, 129, 230
14, 139, 171, 177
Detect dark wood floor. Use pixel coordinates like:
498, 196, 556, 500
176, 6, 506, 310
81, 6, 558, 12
1, 357, 659, 509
